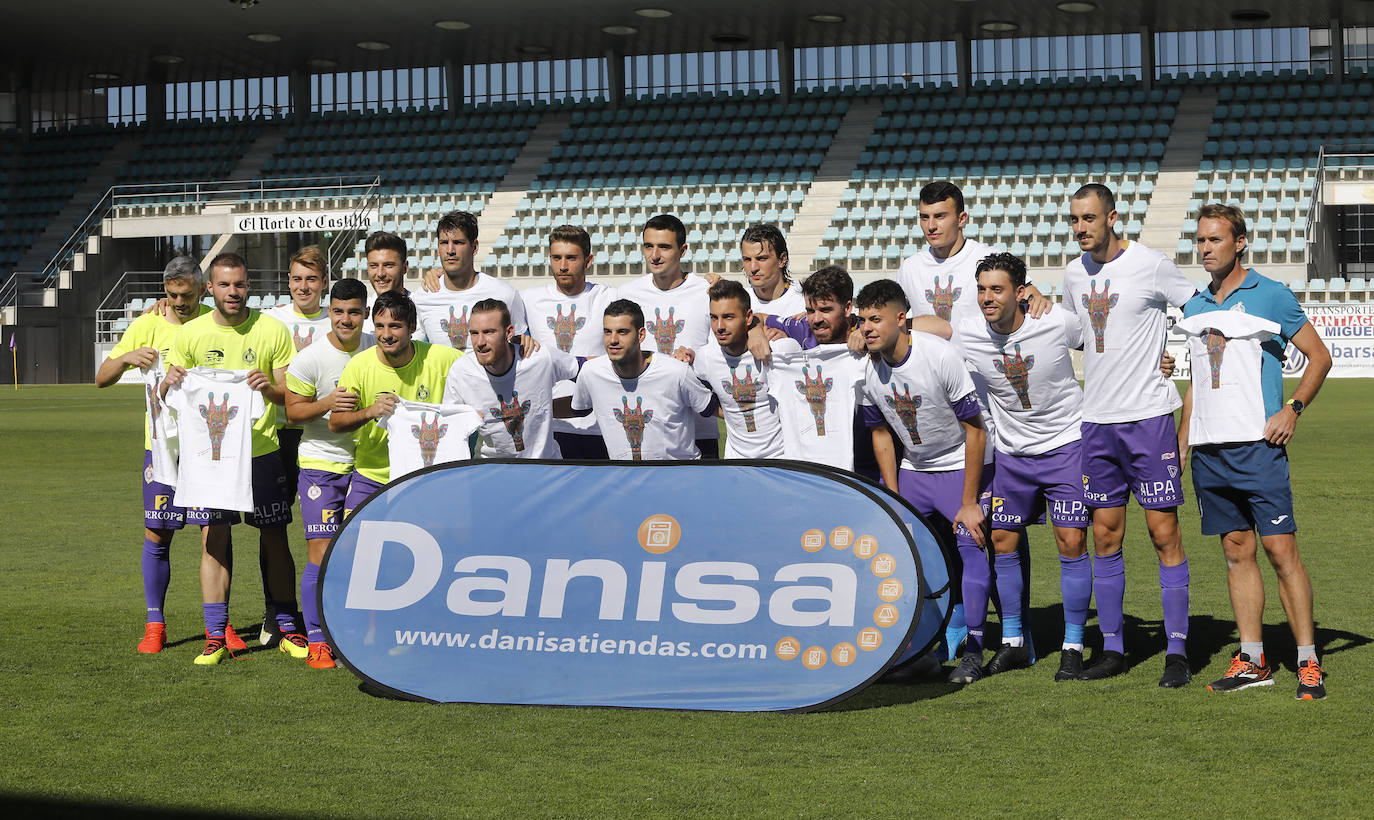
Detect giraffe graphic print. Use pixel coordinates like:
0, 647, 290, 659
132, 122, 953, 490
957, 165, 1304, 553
441, 306, 470, 350
197, 393, 239, 461
490, 391, 533, 452
993, 343, 1036, 409
546, 304, 585, 352
645, 307, 685, 354
613, 396, 654, 460
1203, 329, 1228, 389
1080, 279, 1119, 353
794, 364, 834, 436
883, 384, 923, 444
292, 326, 316, 351
924, 276, 963, 321
721, 365, 763, 432
410, 412, 449, 467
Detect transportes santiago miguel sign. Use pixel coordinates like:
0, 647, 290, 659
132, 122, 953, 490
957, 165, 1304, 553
319, 460, 947, 711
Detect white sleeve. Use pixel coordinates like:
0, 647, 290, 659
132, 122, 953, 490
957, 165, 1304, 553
681, 367, 714, 414
938, 343, 978, 404
571, 371, 593, 411
508, 290, 529, 335
1059, 306, 1084, 350
249, 387, 267, 422
897, 259, 934, 318
550, 348, 580, 381
1155, 257, 1198, 309
441, 361, 465, 406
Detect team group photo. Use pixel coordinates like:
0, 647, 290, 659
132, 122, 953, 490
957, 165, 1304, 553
4, 0, 1373, 816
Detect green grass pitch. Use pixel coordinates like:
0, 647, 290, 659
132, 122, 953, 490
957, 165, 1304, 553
1, 382, 1371, 817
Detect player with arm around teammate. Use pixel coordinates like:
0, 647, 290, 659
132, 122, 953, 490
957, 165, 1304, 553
283, 278, 374, 669
955, 253, 1095, 680
1177, 205, 1332, 699
444, 298, 580, 459
856, 280, 993, 684
1060, 183, 1197, 688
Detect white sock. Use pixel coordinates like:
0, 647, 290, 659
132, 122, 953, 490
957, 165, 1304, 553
1241, 641, 1264, 663
1297, 645, 1317, 665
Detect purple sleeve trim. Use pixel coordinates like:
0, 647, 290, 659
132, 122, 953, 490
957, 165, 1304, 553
766, 314, 814, 347
860, 404, 886, 428
951, 393, 982, 421
700, 393, 721, 418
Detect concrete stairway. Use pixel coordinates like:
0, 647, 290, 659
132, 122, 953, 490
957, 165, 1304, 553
476, 113, 570, 267
785, 99, 882, 271
1138, 87, 1218, 259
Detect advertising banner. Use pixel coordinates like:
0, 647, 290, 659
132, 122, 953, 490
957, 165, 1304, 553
320, 460, 949, 711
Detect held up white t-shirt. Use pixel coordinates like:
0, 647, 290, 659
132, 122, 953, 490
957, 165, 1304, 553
522, 281, 617, 437
954, 308, 1085, 456
771, 345, 867, 471
375, 399, 483, 480
1174, 311, 1282, 446
571, 354, 714, 461
1061, 241, 1197, 423
861, 334, 978, 472
144, 355, 180, 486
443, 345, 580, 459
693, 337, 802, 459
165, 368, 265, 512
616, 273, 717, 441
411, 272, 529, 351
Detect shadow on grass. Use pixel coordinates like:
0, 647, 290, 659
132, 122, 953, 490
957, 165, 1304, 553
0, 794, 311, 819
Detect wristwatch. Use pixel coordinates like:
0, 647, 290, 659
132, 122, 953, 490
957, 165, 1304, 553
1286, 398, 1305, 415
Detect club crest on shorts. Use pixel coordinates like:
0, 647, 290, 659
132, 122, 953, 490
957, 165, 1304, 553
307, 484, 323, 500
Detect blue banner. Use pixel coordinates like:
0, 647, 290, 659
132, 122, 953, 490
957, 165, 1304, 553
320, 460, 947, 711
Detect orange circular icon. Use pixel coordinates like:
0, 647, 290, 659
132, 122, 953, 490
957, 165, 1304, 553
800, 528, 826, 552
775, 637, 801, 661
831, 642, 857, 666
829, 526, 854, 549
853, 535, 878, 559
638, 514, 682, 554
801, 645, 828, 670
870, 553, 896, 578
857, 628, 883, 651
874, 603, 900, 628
877, 578, 903, 602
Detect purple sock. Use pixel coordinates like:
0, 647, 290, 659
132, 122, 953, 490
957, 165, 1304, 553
301, 563, 322, 643
1159, 560, 1190, 657
1093, 550, 1126, 654
273, 600, 300, 634
1060, 554, 1093, 632
142, 537, 171, 624
958, 545, 991, 652
203, 602, 229, 638
992, 552, 1023, 619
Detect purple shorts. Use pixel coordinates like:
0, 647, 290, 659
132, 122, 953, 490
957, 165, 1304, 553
142, 450, 185, 531
186, 453, 293, 529
299, 469, 352, 540
895, 466, 993, 549
1081, 414, 1185, 510
344, 474, 386, 518
991, 441, 1090, 530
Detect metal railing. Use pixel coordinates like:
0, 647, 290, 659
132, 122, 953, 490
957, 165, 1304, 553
1306, 141, 1374, 280
2, 174, 383, 316
95, 267, 295, 345
328, 180, 383, 278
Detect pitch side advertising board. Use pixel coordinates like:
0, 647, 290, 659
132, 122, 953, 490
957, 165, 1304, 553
319, 460, 950, 712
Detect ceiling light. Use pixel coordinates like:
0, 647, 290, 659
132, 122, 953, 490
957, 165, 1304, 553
1056, 1, 1096, 12
434, 20, 471, 31
634, 8, 673, 18
980, 20, 1020, 33
809, 14, 845, 24
356, 41, 391, 51
518, 44, 550, 55
151, 54, 184, 65
307, 58, 339, 69
88, 72, 120, 81
711, 33, 750, 45
1231, 9, 1272, 22
602, 25, 639, 36
246, 33, 281, 43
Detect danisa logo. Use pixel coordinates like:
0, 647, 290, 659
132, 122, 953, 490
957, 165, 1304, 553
319, 461, 931, 711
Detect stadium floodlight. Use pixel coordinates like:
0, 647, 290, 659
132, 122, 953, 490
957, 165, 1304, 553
246, 33, 282, 43
1056, 1, 1096, 12
980, 20, 1019, 33
151, 54, 184, 65
356, 41, 391, 51
229, 0, 259, 8
307, 58, 339, 69
518, 44, 550, 55
711, 33, 750, 45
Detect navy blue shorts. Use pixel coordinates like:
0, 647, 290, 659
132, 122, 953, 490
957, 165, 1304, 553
1191, 441, 1296, 537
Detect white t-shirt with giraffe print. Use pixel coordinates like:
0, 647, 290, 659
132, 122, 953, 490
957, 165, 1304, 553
571, 353, 713, 461
411, 272, 529, 351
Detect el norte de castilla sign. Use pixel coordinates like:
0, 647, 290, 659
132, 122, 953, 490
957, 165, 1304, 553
319, 460, 953, 712
233, 210, 373, 234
